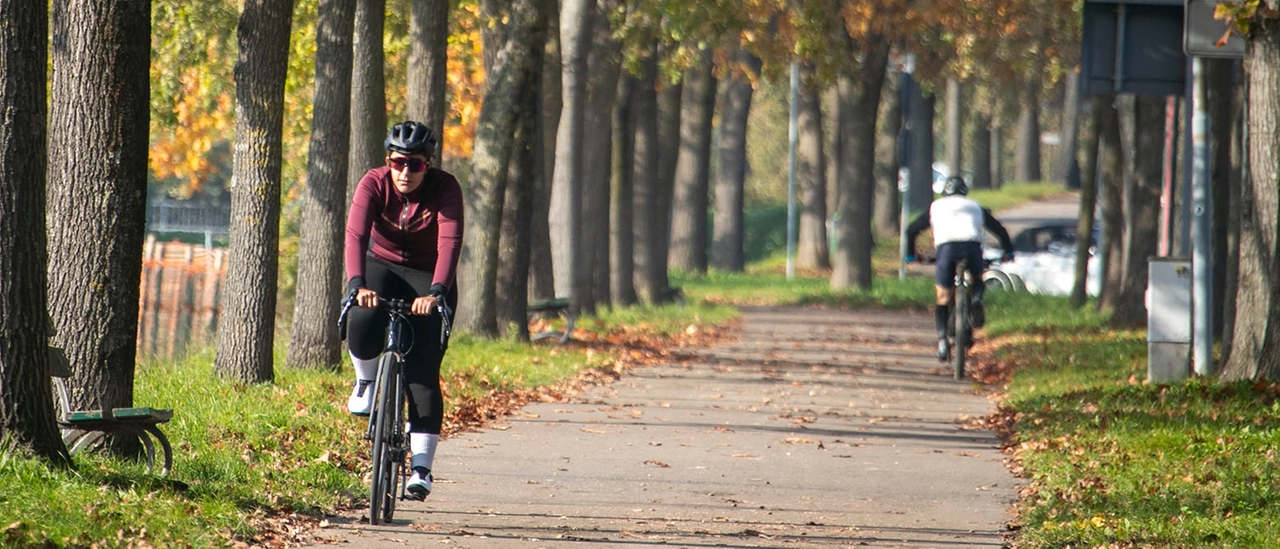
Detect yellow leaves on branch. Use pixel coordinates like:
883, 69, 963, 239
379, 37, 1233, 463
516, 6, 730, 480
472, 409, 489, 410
151, 67, 232, 197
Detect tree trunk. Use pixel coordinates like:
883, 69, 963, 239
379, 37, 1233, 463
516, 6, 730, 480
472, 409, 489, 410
1108, 96, 1164, 326
825, 88, 841, 221
906, 87, 935, 215
611, 76, 638, 306
971, 113, 993, 190
795, 63, 829, 271
873, 69, 901, 237
348, 0, 387, 201
945, 77, 963, 178
1207, 58, 1236, 342
407, 0, 449, 161
1058, 68, 1082, 188
652, 77, 681, 300
711, 48, 760, 272
990, 114, 1004, 188
1095, 96, 1125, 316
528, 6, 560, 302
1015, 79, 1042, 182
831, 40, 889, 290
216, 0, 294, 383
0, 0, 71, 468
1223, 17, 1280, 380
632, 52, 663, 302
1218, 61, 1246, 366
670, 47, 716, 273
289, 0, 355, 370
458, 0, 542, 337
496, 0, 547, 339
1070, 97, 1103, 309
580, 7, 622, 312
548, 0, 593, 313
48, 0, 151, 436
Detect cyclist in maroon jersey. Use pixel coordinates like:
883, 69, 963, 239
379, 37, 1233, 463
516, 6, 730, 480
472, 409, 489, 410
344, 120, 463, 500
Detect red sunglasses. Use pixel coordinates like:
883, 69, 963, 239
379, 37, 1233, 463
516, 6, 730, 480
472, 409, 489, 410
387, 156, 428, 173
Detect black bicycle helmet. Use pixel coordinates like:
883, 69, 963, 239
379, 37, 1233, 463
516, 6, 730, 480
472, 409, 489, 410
942, 176, 969, 196
384, 121, 437, 155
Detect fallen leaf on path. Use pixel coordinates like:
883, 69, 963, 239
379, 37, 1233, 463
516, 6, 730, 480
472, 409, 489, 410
644, 460, 670, 468
580, 428, 604, 434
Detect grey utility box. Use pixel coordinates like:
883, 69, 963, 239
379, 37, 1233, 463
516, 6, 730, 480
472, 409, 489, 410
1147, 257, 1191, 382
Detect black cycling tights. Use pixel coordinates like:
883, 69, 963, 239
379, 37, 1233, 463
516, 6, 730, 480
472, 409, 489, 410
346, 256, 456, 435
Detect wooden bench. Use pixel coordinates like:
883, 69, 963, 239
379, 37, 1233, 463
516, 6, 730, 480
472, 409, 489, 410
49, 346, 175, 475
527, 297, 575, 344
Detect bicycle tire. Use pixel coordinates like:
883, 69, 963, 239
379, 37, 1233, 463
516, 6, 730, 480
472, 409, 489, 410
953, 277, 970, 380
381, 362, 407, 523
369, 353, 397, 524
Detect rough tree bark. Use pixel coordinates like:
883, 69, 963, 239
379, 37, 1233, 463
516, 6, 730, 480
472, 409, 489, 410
1095, 96, 1125, 316
1222, 15, 1280, 381
407, 0, 449, 161
457, 0, 543, 336
288, 0, 356, 370
945, 77, 963, 178
711, 47, 761, 272
548, 0, 593, 313
632, 51, 663, 302
47, 0, 152, 439
873, 69, 901, 237
579, 7, 622, 312
611, 76, 638, 305
831, 40, 889, 290
669, 47, 716, 273
0, 0, 71, 468
215, 0, 295, 383
348, 0, 387, 201
1107, 96, 1163, 326
1015, 78, 1042, 183
796, 63, 829, 271
495, 5, 546, 339
1070, 97, 1102, 309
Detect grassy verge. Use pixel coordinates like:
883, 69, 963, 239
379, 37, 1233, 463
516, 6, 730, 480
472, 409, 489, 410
983, 297, 1280, 547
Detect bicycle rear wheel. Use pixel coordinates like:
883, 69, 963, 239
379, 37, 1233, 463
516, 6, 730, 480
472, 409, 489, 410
368, 353, 398, 524
952, 279, 970, 380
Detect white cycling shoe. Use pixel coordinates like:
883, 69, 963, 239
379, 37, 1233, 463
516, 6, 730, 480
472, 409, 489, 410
347, 379, 374, 416
406, 469, 432, 500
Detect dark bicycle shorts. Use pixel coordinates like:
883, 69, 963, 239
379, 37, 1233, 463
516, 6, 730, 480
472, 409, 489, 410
934, 241, 984, 288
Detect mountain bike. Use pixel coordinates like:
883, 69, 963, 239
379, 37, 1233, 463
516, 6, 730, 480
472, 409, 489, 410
947, 259, 975, 380
337, 290, 452, 524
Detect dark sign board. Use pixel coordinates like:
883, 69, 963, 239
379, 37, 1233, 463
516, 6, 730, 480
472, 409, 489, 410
1184, 0, 1245, 58
1082, 0, 1187, 96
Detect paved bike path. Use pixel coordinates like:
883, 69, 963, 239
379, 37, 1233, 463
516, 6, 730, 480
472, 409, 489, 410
305, 306, 1019, 548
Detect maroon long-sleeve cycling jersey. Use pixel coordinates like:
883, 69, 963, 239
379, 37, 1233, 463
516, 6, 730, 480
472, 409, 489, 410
344, 166, 464, 291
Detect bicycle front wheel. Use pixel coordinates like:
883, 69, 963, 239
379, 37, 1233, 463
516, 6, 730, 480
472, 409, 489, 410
369, 353, 398, 524
953, 280, 970, 380
381, 363, 407, 523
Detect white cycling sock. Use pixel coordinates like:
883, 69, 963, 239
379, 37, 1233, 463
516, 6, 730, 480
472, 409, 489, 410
410, 433, 439, 472
350, 353, 379, 382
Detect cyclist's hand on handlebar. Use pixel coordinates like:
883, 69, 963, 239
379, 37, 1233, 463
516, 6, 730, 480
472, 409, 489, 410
355, 288, 379, 308
411, 295, 440, 316
1001, 251, 1015, 263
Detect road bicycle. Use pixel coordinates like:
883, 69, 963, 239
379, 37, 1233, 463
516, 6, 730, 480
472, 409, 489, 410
338, 290, 451, 524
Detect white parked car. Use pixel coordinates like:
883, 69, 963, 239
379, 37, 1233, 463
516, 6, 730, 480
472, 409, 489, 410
984, 222, 1101, 297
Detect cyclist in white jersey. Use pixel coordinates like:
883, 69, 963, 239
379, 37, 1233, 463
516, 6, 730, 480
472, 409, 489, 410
905, 176, 1015, 361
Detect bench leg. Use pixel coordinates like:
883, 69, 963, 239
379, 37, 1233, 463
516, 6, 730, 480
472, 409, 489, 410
558, 313, 576, 345
142, 425, 174, 476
